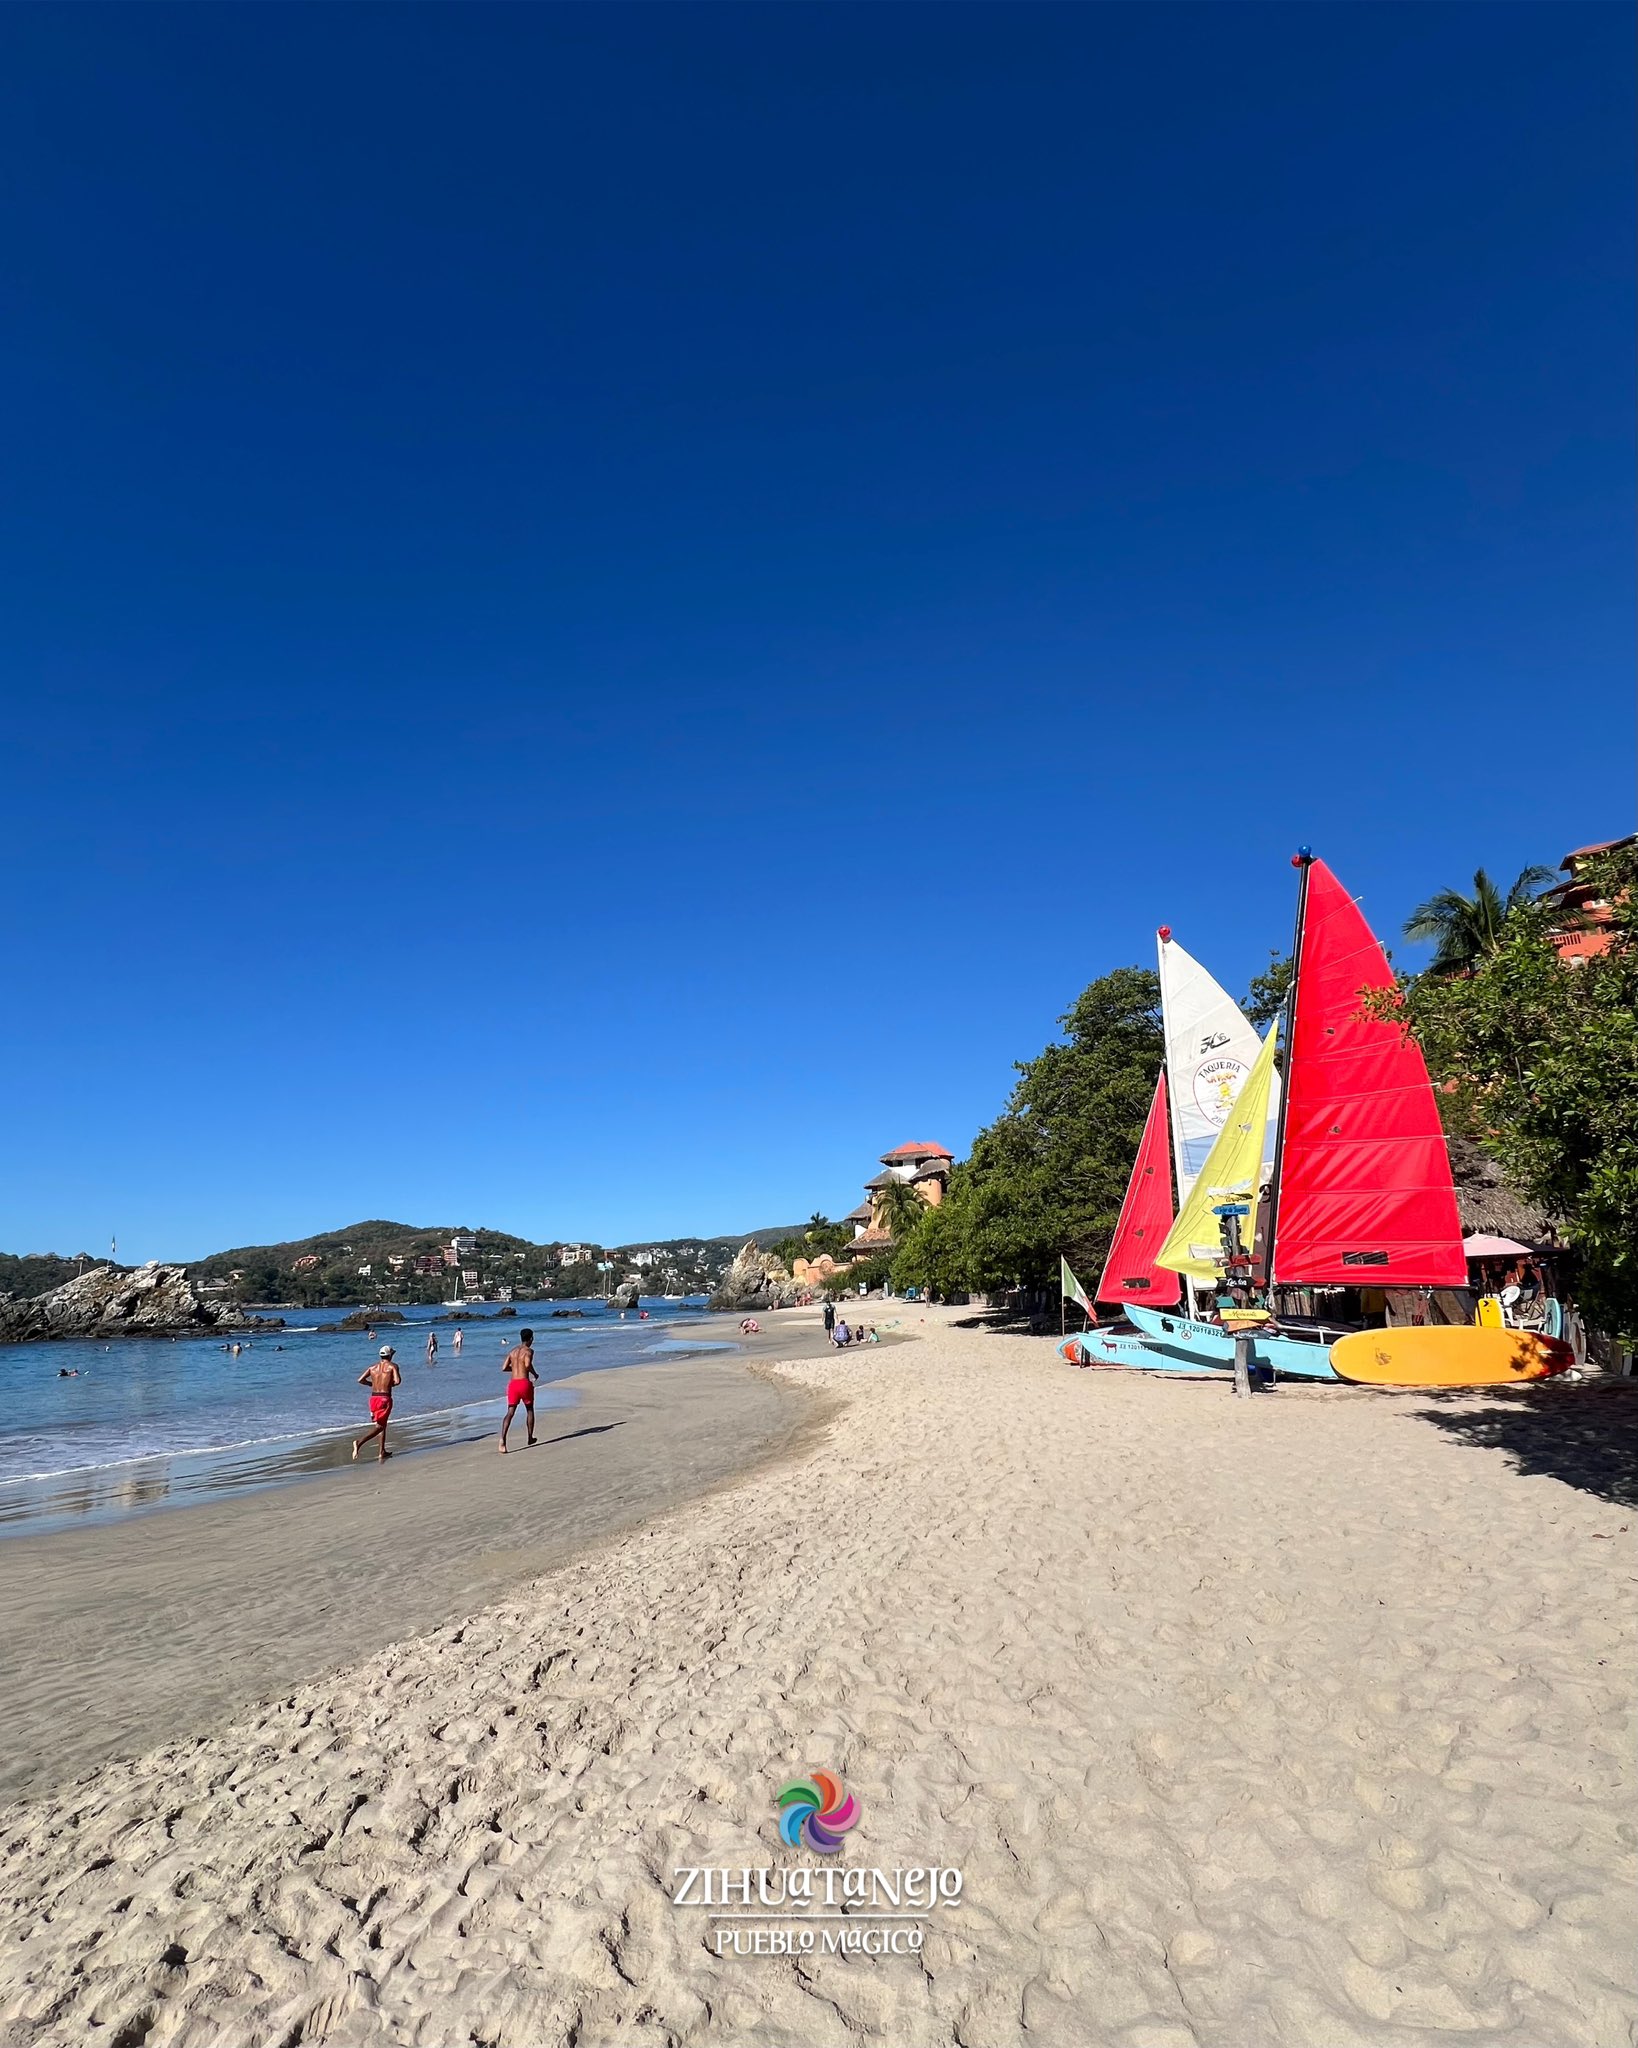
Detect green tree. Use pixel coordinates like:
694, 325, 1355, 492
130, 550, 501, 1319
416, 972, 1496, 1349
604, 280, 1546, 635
873, 1176, 927, 1244
892, 967, 1163, 1296
1244, 952, 1293, 1032
1383, 844, 1638, 1334
1402, 865, 1556, 976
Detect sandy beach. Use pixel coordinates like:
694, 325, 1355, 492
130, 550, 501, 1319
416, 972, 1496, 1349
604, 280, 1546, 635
1, 1308, 1634, 2047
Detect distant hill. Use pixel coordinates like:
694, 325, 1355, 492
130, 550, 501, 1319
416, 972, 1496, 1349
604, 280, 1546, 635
1, 1218, 820, 1309
0, 1253, 94, 1303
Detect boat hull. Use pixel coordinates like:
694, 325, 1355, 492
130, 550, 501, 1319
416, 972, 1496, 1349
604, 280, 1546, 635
1125, 1304, 1342, 1381
1060, 1328, 1227, 1376
1331, 1327, 1574, 1388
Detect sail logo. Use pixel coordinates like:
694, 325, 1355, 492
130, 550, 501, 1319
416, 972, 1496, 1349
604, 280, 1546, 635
1193, 1056, 1249, 1127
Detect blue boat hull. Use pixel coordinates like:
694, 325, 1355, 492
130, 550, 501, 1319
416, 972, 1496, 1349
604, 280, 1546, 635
1059, 1324, 1228, 1375
1125, 1304, 1341, 1381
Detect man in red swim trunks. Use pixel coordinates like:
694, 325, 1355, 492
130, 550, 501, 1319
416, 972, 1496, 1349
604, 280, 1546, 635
499, 1328, 538, 1453
353, 1345, 402, 1463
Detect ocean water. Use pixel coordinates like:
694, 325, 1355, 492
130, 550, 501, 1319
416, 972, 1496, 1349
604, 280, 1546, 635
0, 1298, 731, 1533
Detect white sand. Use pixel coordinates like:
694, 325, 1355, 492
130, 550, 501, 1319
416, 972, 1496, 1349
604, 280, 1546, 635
1, 1309, 1633, 2047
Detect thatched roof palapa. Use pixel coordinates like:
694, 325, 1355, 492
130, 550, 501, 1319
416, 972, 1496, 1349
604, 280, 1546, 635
1446, 1136, 1559, 1247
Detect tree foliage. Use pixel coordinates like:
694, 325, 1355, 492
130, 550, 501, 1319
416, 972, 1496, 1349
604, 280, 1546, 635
892, 968, 1163, 1296
1244, 951, 1293, 1032
1402, 865, 1556, 976
1385, 845, 1638, 1334
874, 1176, 928, 1244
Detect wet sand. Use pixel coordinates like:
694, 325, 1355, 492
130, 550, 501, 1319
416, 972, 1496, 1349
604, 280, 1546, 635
0, 1352, 820, 1806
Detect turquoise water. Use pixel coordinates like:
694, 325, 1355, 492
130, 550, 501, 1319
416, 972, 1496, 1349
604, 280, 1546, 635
0, 1298, 729, 1532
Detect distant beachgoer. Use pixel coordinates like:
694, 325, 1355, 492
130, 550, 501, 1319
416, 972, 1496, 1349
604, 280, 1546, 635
426, 1330, 438, 1367
499, 1328, 538, 1453
834, 1318, 851, 1347
452, 1326, 463, 1354
822, 1300, 836, 1339
353, 1345, 401, 1463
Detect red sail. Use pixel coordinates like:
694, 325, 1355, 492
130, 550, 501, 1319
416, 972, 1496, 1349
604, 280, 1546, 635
1097, 1072, 1182, 1306
1272, 860, 1466, 1286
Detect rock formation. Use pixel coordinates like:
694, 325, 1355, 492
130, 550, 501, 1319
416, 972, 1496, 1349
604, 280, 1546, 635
708, 1241, 803, 1312
0, 1264, 253, 1344
338, 1308, 406, 1330
610, 1276, 644, 1313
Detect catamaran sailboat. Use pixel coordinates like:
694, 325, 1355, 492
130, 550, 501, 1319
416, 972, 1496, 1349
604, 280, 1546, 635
1068, 851, 1566, 1384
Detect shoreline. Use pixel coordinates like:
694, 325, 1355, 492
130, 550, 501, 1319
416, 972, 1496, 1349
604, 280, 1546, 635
0, 1346, 831, 1807
0, 1305, 857, 1535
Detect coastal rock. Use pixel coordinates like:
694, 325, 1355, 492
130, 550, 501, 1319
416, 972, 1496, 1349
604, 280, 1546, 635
610, 1276, 644, 1312
708, 1241, 802, 1313
0, 1265, 248, 1345
338, 1308, 406, 1330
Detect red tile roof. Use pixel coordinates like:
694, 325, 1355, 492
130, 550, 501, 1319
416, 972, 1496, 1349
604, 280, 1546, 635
1561, 833, 1636, 867
880, 1141, 953, 1162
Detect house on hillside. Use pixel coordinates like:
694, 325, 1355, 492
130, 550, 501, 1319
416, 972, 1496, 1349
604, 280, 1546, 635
1546, 832, 1635, 963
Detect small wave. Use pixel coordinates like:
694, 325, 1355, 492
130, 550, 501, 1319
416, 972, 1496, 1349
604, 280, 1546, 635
0, 1390, 571, 1490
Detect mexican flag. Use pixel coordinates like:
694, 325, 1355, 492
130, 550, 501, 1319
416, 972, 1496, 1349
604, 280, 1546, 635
1060, 1256, 1096, 1324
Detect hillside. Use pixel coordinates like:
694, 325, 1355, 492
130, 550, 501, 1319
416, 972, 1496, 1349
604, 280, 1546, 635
2, 1219, 817, 1310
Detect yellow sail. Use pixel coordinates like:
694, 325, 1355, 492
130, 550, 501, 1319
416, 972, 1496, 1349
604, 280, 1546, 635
1155, 1024, 1277, 1280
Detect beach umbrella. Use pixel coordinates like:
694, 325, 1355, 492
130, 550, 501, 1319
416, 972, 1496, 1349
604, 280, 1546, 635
1462, 1233, 1536, 1259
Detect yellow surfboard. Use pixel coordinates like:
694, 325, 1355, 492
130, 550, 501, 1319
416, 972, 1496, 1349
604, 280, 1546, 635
1331, 1326, 1573, 1388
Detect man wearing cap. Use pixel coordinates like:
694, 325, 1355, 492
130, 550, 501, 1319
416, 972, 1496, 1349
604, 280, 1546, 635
353, 1344, 402, 1464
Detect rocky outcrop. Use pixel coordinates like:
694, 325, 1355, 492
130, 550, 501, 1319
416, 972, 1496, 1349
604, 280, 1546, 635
0, 1264, 251, 1344
610, 1276, 644, 1313
708, 1241, 802, 1313
338, 1308, 406, 1330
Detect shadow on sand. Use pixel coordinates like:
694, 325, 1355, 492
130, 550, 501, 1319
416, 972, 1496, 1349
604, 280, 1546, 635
1405, 1380, 1638, 1509
538, 1421, 629, 1448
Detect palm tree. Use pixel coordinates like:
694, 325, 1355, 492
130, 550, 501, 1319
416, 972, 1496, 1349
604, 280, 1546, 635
1403, 865, 1555, 975
874, 1176, 928, 1243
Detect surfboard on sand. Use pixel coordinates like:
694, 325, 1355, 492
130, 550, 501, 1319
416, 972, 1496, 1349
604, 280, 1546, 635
1330, 1326, 1573, 1388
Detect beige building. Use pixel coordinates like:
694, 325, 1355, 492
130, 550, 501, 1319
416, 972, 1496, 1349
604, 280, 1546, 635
845, 1141, 954, 1259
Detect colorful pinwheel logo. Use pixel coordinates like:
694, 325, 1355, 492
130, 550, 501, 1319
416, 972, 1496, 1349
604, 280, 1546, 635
777, 1770, 859, 1854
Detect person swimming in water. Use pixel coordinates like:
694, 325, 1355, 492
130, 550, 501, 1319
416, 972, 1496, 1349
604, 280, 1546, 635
499, 1329, 538, 1453
426, 1329, 438, 1367
353, 1345, 401, 1463
452, 1326, 463, 1354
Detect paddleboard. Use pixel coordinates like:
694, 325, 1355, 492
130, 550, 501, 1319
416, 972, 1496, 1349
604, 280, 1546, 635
1330, 1326, 1573, 1388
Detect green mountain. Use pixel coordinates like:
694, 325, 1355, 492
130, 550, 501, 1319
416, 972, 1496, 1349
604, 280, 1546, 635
1, 1218, 815, 1309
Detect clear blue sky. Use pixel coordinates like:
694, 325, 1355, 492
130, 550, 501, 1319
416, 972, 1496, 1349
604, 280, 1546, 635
1, 3, 1631, 1261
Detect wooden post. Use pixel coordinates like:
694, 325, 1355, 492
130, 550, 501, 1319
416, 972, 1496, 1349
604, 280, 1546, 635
1233, 1329, 1253, 1399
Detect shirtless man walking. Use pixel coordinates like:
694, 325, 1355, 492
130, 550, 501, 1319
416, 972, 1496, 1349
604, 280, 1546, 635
353, 1344, 401, 1462
499, 1328, 538, 1453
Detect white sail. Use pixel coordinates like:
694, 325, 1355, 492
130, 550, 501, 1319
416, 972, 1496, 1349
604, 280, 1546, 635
1157, 930, 1279, 1209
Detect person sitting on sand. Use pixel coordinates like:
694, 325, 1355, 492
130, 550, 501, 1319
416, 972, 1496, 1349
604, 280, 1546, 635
499, 1329, 538, 1453
353, 1345, 401, 1464
834, 1317, 851, 1347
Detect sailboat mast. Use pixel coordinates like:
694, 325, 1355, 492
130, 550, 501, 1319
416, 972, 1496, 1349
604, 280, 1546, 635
1155, 926, 1192, 1314
1261, 847, 1313, 1292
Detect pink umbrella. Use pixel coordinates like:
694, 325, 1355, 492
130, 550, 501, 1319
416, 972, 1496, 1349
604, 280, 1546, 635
1462, 1233, 1535, 1259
